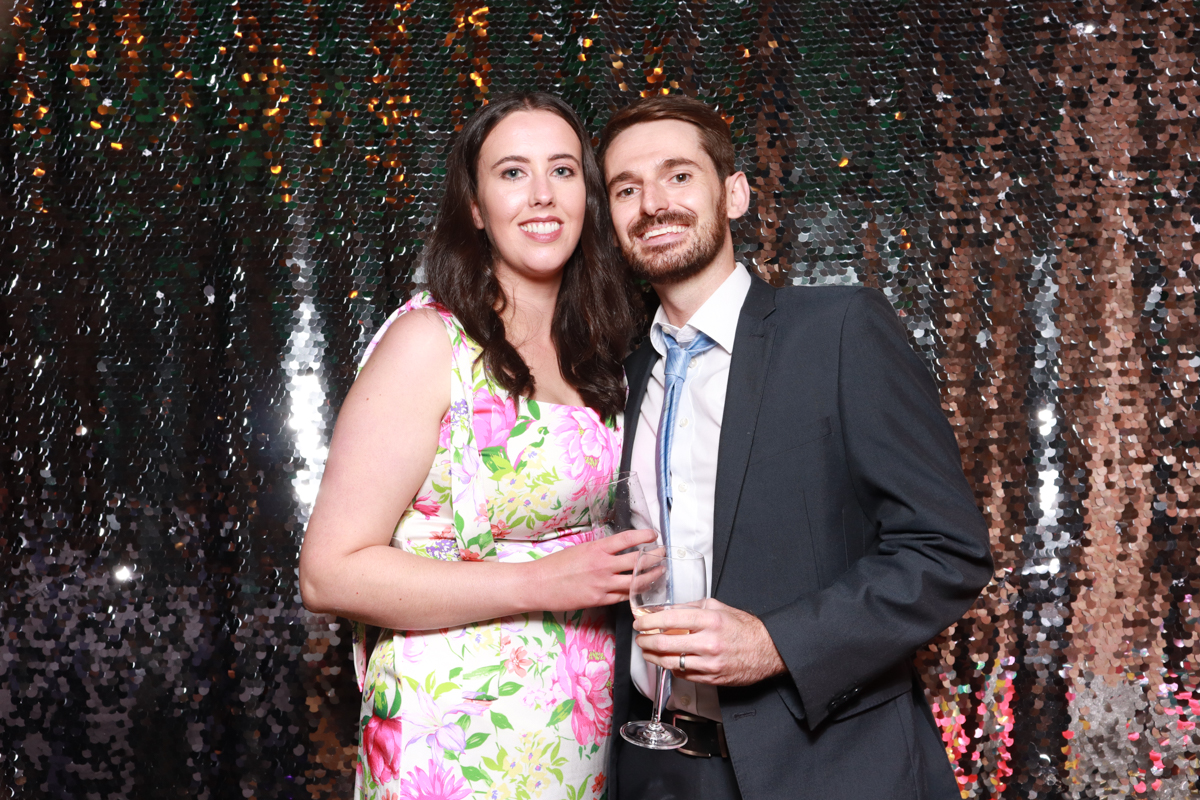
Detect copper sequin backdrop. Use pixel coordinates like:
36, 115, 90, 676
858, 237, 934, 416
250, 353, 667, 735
2, 0, 1198, 797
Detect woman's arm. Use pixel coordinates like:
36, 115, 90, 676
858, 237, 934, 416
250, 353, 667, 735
298, 308, 652, 630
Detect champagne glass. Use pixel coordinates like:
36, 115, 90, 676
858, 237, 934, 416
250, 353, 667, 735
620, 544, 708, 750
585, 470, 652, 538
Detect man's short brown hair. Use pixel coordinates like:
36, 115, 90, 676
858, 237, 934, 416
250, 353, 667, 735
598, 96, 736, 180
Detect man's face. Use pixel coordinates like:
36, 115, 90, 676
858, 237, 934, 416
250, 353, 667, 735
604, 119, 734, 285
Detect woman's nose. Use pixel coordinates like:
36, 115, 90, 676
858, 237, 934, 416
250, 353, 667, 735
530, 172, 554, 206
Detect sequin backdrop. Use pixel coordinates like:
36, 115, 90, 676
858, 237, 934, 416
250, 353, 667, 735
2, 0, 1198, 797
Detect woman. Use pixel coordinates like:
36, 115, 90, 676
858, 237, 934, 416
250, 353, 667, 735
298, 93, 652, 800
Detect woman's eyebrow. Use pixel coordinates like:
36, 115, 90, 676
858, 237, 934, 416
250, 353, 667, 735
490, 154, 530, 169
489, 153, 580, 169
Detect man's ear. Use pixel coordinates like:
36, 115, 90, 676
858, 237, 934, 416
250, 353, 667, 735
470, 198, 486, 230
725, 171, 751, 220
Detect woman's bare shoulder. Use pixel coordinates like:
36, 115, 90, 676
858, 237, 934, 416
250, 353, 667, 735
359, 307, 453, 382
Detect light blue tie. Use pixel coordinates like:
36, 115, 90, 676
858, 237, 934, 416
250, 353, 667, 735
656, 330, 717, 550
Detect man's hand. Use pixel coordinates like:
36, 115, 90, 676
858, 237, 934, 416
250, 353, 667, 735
633, 598, 786, 686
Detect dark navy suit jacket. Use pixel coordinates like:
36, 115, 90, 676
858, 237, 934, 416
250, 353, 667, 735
609, 276, 993, 800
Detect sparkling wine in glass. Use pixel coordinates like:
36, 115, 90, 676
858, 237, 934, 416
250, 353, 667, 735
620, 544, 708, 750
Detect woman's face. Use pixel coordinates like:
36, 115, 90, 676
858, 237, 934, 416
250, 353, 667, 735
471, 109, 587, 284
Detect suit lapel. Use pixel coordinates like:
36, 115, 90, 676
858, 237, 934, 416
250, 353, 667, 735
612, 338, 657, 774
620, 339, 658, 473
711, 277, 777, 591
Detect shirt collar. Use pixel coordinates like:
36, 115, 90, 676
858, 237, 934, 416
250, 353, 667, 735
650, 264, 753, 357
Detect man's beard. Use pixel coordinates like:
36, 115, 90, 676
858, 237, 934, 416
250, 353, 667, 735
620, 194, 727, 285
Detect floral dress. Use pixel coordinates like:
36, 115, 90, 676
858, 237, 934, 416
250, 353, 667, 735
351, 292, 622, 800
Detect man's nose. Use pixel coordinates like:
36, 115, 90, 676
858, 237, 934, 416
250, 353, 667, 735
640, 181, 668, 217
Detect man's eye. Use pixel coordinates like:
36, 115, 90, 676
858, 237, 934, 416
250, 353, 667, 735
671, 173, 689, 183
616, 186, 636, 198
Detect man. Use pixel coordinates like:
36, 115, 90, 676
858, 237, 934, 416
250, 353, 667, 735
600, 96, 993, 800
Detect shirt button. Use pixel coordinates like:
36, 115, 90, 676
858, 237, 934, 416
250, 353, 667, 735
677, 482, 688, 494
680, 694, 692, 707
678, 417, 690, 428
688, 360, 699, 370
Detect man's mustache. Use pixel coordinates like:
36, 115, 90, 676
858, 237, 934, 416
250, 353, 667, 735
627, 210, 696, 243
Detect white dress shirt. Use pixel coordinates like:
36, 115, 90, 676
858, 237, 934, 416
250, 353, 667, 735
629, 264, 753, 722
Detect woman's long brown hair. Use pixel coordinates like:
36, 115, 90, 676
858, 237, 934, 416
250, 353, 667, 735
423, 93, 637, 422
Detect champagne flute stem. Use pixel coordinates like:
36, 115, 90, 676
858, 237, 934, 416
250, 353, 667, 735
651, 664, 670, 726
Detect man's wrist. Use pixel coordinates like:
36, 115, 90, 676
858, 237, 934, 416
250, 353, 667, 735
744, 612, 787, 683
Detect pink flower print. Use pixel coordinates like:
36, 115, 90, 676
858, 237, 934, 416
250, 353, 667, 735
362, 714, 404, 785
401, 632, 426, 662
459, 544, 486, 562
472, 390, 518, 450
543, 508, 574, 534
438, 413, 452, 450
402, 687, 486, 754
490, 518, 513, 540
550, 408, 616, 484
398, 759, 470, 800
531, 529, 598, 558
504, 645, 533, 678
521, 687, 557, 711
413, 493, 441, 518
555, 615, 616, 746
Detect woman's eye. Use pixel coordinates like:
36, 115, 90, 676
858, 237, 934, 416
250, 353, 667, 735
502, 168, 523, 179
552, 166, 575, 178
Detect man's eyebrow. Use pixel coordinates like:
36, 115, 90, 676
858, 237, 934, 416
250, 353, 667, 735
606, 170, 637, 192
661, 157, 701, 172
606, 157, 704, 191
489, 153, 580, 170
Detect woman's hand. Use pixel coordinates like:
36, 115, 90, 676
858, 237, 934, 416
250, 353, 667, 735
527, 529, 658, 611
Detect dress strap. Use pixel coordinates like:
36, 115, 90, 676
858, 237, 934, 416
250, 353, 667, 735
348, 290, 499, 691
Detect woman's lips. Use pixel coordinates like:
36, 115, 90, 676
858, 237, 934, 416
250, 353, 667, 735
518, 219, 564, 243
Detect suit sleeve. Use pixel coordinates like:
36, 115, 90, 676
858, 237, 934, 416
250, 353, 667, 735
758, 287, 993, 729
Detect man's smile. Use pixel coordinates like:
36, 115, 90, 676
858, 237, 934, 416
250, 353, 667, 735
640, 224, 689, 242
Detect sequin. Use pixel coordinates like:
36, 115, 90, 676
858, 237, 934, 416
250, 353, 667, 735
4, 1, 1199, 797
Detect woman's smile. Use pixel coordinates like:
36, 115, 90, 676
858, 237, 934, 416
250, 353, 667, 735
518, 216, 565, 243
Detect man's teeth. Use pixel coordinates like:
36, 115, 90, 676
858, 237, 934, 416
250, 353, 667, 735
642, 225, 687, 240
520, 221, 561, 234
